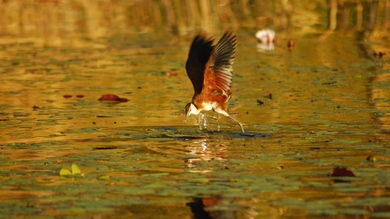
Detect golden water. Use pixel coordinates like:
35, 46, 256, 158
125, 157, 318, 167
0, 1, 389, 218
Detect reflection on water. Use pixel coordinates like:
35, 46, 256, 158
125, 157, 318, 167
0, 0, 389, 218
185, 139, 227, 170
187, 196, 240, 219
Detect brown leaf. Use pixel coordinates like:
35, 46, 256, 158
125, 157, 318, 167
63, 94, 73, 98
328, 167, 355, 177
98, 94, 121, 101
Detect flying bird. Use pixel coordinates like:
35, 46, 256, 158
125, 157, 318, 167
184, 31, 245, 133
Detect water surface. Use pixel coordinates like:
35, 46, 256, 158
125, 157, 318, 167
0, 1, 389, 218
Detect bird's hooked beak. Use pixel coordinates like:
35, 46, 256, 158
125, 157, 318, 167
184, 103, 192, 123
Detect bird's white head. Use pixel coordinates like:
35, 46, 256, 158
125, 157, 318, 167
185, 103, 201, 119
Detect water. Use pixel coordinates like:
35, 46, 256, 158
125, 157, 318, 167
0, 1, 389, 218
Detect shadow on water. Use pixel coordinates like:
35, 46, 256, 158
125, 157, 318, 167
187, 196, 246, 219
0, 0, 389, 218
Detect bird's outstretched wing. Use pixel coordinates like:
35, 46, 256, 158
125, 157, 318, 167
185, 33, 214, 96
206, 31, 236, 95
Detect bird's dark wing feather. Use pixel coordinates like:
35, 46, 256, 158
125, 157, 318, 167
207, 31, 236, 94
185, 33, 214, 96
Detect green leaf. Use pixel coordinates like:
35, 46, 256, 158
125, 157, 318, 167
60, 168, 72, 176
71, 164, 82, 175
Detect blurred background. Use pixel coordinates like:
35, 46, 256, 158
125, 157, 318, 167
0, 0, 388, 43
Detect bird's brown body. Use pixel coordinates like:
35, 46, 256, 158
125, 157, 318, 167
185, 31, 244, 133
193, 67, 230, 110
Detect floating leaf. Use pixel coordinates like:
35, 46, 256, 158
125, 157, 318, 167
63, 94, 73, 98
98, 94, 120, 101
97, 175, 110, 180
60, 164, 84, 179
71, 164, 82, 175
366, 155, 377, 162
60, 168, 72, 176
328, 167, 355, 183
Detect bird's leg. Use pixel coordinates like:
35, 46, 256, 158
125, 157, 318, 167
198, 112, 208, 131
198, 113, 203, 130
199, 113, 218, 121
216, 113, 221, 132
202, 112, 208, 130
227, 115, 245, 133
217, 110, 245, 133
201, 113, 220, 131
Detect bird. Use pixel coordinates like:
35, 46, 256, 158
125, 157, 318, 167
255, 29, 275, 44
255, 29, 276, 51
184, 31, 245, 133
